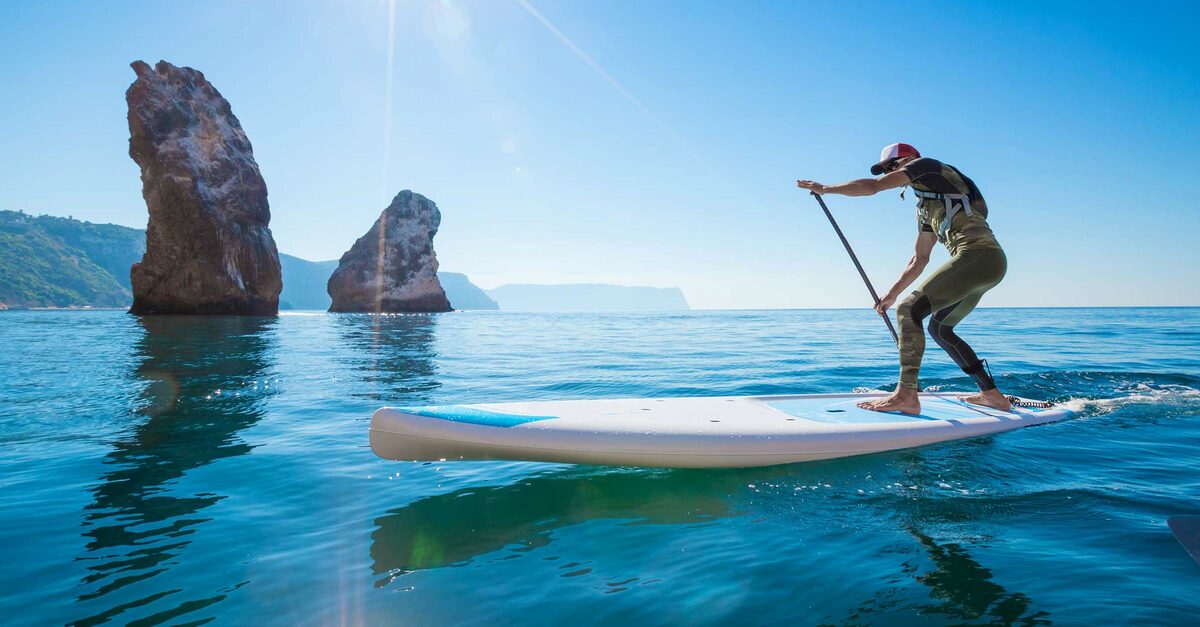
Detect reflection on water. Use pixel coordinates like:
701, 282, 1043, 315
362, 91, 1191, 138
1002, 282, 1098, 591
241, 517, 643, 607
824, 451, 1053, 625
368, 463, 863, 589
0, 308, 1193, 623
837, 527, 1050, 626
72, 316, 277, 626
332, 314, 440, 403
370, 450, 1053, 623
908, 528, 1048, 624
370, 468, 737, 580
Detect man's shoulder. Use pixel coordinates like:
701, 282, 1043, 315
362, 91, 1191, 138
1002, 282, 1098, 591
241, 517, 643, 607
905, 156, 944, 172
901, 157, 948, 184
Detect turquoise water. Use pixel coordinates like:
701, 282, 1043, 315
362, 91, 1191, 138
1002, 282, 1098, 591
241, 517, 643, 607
1, 308, 1198, 625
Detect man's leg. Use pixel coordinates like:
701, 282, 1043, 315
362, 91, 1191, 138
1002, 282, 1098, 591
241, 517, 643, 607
858, 276, 964, 414
857, 291, 931, 414
859, 250, 1000, 414
897, 292, 933, 391
925, 251, 1010, 410
928, 294, 994, 389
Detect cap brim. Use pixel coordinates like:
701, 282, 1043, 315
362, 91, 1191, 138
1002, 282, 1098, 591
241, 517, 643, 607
871, 158, 900, 176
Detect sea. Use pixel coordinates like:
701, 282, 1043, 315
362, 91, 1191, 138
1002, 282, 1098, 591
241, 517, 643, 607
1, 308, 1197, 626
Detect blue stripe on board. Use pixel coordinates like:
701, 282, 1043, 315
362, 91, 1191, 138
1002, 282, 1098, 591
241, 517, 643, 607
399, 405, 557, 428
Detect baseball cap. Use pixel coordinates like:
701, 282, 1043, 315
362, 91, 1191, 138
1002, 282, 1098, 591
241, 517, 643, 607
870, 142, 920, 175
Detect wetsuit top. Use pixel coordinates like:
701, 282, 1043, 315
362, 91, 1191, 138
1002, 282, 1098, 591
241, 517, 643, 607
900, 157, 1001, 255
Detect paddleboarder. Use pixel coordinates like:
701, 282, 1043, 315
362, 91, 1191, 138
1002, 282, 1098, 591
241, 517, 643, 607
797, 143, 1011, 414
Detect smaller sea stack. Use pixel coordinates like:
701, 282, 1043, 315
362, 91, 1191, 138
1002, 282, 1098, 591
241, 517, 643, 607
327, 190, 452, 313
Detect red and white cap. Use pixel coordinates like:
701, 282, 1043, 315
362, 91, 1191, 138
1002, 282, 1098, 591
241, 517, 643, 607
870, 142, 920, 175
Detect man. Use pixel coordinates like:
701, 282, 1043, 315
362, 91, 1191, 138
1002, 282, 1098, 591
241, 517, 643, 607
797, 143, 1010, 414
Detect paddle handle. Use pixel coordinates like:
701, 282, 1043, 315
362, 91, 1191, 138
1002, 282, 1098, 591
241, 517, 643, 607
811, 191, 900, 346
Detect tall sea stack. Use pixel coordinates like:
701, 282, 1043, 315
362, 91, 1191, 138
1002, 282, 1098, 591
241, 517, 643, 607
126, 60, 282, 315
327, 190, 452, 313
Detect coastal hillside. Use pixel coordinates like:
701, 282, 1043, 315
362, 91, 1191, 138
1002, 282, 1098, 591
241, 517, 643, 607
278, 254, 338, 310
0, 211, 498, 310
432, 272, 499, 310
1, 212, 685, 312
486, 283, 690, 311
30, 213, 145, 287
0, 211, 141, 308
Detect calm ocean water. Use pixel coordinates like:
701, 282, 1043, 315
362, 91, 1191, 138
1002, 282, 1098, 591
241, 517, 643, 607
1, 308, 1198, 625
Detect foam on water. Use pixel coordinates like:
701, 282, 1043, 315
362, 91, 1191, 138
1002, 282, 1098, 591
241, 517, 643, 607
1061, 382, 1200, 417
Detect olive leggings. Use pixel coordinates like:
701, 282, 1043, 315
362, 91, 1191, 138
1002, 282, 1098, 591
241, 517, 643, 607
896, 248, 1007, 390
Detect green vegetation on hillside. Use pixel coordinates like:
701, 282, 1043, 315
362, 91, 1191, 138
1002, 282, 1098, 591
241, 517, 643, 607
0, 227, 131, 308
34, 213, 145, 290
0, 210, 144, 308
0, 210, 499, 310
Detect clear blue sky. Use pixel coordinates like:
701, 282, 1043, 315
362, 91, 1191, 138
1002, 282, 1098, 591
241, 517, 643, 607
1, 1, 1197, 308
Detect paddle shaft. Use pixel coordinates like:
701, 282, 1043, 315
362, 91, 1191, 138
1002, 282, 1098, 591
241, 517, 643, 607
811, 191, 900, 346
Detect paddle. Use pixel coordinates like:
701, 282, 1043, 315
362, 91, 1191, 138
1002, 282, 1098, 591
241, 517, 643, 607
810, 191, 899, 345
1168, 515, 1200, 566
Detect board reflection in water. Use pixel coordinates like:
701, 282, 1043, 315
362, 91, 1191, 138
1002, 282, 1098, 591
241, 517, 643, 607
72, 316, 278, 626
367, 446, 1055, 624
371, 467, 737, 579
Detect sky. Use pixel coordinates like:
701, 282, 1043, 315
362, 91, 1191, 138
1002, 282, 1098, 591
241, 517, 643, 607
1, 0, 1198, 309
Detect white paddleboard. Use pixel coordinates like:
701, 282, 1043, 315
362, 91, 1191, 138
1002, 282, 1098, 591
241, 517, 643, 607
370, 393, 1074, 468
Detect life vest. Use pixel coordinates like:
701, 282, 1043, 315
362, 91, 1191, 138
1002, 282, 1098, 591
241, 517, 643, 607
912, 189, 973, 240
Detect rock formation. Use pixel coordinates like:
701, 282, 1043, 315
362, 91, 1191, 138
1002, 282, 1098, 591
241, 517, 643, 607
126, 60, 282, 315
327, 191, 452, 313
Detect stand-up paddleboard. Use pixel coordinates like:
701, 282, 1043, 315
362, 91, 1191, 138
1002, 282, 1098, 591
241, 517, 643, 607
370, 393, 1074, 468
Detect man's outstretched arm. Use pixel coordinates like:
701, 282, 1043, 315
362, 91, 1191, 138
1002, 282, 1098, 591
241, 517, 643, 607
797, 169, 910, 197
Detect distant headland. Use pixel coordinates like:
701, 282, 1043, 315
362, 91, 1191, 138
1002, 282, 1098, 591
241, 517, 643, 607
485, 284, 689, 311
0, 210, 689, 312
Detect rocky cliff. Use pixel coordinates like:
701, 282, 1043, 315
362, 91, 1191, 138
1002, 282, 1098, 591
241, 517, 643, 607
126, 60, 282, 315
327, 191, 451, 313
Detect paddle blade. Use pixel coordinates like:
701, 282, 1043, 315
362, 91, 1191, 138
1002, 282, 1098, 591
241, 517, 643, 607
1168, 515, 1200, 566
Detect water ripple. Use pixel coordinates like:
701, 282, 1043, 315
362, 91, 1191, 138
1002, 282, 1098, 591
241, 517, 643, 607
0, 308, 1197, 624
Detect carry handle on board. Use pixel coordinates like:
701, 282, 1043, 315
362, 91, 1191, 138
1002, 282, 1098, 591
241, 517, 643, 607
810, 191, 900, 345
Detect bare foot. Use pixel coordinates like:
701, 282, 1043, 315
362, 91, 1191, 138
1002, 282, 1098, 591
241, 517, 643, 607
858, 391, 895, 410
858, 394, 898, 410
858, 389, 921, 415
857, 398, 883, 410
959, 389, 1012, 412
